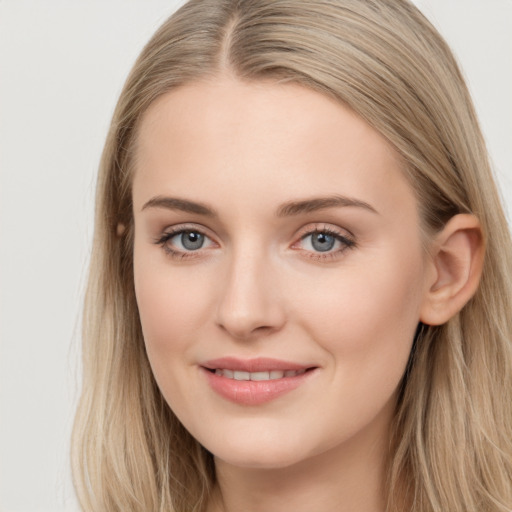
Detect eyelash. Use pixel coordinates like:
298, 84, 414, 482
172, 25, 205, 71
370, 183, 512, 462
154, 223, 356, 262
154, 224, 215, 261
294, 225, 356, 261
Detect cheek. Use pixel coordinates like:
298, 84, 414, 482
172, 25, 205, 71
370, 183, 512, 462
296, 251, 425, 379
133, 248, 212, 361
289, 256, 424, 444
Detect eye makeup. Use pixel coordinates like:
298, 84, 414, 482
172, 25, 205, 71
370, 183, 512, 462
153, 222, 356, 262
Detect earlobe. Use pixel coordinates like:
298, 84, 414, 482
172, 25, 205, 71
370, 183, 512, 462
116, 223, 126, 237
420, 214, 485, 326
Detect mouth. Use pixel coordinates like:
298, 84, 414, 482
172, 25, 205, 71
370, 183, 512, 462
208, 368, 308, 381
200, 357, 318, 405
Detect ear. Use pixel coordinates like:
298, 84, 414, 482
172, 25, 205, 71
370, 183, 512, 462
420, 214, 485, 326
116, 223, 126, 237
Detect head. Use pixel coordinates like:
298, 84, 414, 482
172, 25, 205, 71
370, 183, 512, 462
72, 1, 512, 511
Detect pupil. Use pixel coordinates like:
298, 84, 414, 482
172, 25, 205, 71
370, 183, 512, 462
181, 231, 204, 250
312, 233, 335, 252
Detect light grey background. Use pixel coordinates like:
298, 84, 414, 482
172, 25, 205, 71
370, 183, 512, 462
0, 1, 510, 511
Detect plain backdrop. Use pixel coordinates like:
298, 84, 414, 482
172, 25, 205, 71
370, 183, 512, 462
0, 1, 511, 511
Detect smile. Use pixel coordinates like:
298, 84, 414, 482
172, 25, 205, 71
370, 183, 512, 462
201, 358, 317, 405
213, 369, 307, 380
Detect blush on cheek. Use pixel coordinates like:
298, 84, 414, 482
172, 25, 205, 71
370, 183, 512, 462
138, 286, 191, 348
298, 258, 422, 361
133, 239, 221, 373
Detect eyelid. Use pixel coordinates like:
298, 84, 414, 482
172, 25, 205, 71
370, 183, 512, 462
154, 223, 219, 259
293, 222, 355, 241
155, 222, 217, 241
154, 222, 356, 261
290, 223, 356, 260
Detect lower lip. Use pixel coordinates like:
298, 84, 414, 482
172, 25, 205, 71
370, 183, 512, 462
202, 368, 315, 405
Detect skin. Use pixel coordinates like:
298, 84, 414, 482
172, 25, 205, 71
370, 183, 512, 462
131, 77, 481, 512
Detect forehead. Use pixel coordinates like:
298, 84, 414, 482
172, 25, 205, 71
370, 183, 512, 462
132, 77, 416, 220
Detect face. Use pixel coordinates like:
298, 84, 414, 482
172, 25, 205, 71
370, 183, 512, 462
132, 77, 431, 469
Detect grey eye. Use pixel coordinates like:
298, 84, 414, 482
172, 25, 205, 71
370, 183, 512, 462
178, 231, 205, 250
310, 232, 336, 252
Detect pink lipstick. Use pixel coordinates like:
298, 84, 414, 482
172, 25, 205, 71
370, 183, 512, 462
201, 357, 317, 405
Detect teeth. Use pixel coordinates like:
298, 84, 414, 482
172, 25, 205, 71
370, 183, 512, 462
251, 371, 271, 381
214, 369, 306, 380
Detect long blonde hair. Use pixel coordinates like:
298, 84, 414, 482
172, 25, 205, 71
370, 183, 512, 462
72, 1, 512, 510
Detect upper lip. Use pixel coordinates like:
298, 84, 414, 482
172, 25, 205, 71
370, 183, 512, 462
201, 357, 315, 372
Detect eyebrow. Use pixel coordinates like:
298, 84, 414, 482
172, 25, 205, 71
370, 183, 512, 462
142, 196, 218, 217
276, 195, 378, 217
141, 194, 378, 217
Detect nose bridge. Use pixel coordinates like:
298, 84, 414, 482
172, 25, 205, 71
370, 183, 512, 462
215, 238, 285, 339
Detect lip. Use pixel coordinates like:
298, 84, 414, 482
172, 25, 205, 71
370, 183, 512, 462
200, 357, 318, 406
201, 357, 312, 372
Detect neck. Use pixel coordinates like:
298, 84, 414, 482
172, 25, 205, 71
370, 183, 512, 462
207, 404, 392, 512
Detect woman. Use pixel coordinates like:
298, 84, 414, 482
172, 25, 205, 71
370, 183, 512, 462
72, 1, 512, 511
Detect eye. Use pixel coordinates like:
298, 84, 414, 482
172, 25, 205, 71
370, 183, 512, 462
303, 232, 339, 252
173, 231, 207, 251
155, 226, 216, 259
292, 224, 356, 260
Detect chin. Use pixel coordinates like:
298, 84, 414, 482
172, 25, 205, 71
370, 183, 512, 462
204, 430, 317, 470
214, 447, 306, 470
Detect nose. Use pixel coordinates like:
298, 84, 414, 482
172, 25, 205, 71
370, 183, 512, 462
215, 247, 286, 340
